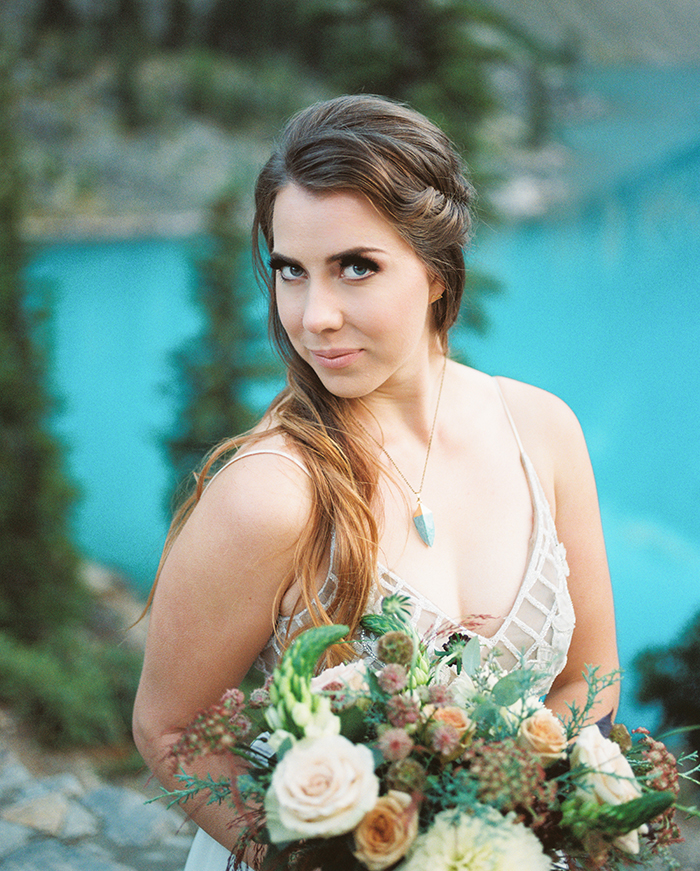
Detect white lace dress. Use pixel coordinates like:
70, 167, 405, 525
184, 390, 576, 870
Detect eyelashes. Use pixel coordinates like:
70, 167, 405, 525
268, 254, 380, 280
338, 254, 380, 277
269, 255, 294, 272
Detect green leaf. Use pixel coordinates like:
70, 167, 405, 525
461, 636, 481, 676
491, 672, 528, 707
593, 791, 675, 835
274, 735, 294, 761
339, 705, 368, 743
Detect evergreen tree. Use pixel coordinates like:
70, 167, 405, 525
301, 0, 552, 176
0, 49, 86, 642
634, 612, 700, 753
167, 192, 280, 494
34, 0, 77, 30
114, 0, 148, 131
162, 0, 193, 50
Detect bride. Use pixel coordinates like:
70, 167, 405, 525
132, 95, 619, 869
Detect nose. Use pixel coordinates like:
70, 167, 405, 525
302, 280, 344, 334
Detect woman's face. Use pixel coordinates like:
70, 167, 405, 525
271, 184, 443, 399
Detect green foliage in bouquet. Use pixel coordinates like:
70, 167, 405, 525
154, 595, 699, 871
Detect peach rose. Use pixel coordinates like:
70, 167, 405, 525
517, 708, 568, 766
353, 790, 418, 871
265, 734, 379, 843
571, 725, 647, 853
423, 705, 475, 761
431, 706, 474, 737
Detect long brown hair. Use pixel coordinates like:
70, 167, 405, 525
151, 95, 475, 665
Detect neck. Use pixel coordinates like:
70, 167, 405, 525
353, 351, 448, 449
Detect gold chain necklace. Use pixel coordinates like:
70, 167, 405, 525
360, 356, 447, 547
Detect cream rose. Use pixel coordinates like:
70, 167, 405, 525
517, 708, 567, 765
264, 734, 379, 843
353, 790, 418, 871
571, 725, 647, 853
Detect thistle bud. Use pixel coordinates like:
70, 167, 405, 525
385, 757, 427, 793
376, 631, 415, 667
609, 723, 633, 755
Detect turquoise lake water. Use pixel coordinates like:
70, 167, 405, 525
28, 68, 700, 727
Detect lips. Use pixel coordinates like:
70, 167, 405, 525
308, 348, 363, 369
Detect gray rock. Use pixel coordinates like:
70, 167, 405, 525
0, 756, 33, 802
40, 772, 85, 798
82, 784, 181, 847
0, 819, 32, 858
0, 839, 136, 871
61, 798, 100, 840
1, 791, 69, 836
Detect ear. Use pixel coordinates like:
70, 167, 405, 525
429, 276, 445, 304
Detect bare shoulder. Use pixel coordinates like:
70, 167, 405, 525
158, 431, 314, 613
147, 435, 313, 688
492, 375, 592, 509
494, 376, 585, 451
199, 433, 313, 542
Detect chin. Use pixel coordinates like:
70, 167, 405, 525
313, 370, 375, 400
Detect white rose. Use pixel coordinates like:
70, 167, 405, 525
571, 725, 647, 853
444, 670, 477, 708
265, 734, 379, 843
311, 661, 369, 694
501, 695, 544, 728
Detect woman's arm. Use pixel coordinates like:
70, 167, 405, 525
133, 451, 313, 850
545, 394, 620, 723
499, 381, 620, 725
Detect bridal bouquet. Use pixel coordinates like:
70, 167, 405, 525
156, 595, 698, 870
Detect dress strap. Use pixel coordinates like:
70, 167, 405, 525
492, 377, 526, 456
207, 448, 311, 488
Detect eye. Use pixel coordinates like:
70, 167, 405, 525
279, 263, 305, 281
339, 256, 379, 280
269, 257, 305, 281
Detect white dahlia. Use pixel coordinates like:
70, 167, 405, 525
399, 807, 550, 871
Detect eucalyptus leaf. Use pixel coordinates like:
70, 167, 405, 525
274, 735, 294, 760
491, 671, 529, 707
461, 635, 481, 676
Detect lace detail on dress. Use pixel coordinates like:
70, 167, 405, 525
253, 379, 576, 697
256, 451, 575, 697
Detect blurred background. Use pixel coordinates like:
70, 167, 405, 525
0, 0, 698, 809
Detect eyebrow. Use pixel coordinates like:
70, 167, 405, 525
269, 246, 386, 267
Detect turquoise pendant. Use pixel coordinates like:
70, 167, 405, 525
413, 502, 435, 547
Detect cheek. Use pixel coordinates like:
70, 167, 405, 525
275, 290, 300, 337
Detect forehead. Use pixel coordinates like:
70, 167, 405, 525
271, 184, 413, 256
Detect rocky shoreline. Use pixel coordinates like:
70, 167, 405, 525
0, 741, 196, 871
0, 564, 196, 870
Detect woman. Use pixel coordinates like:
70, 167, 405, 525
133, 95, 619, 869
